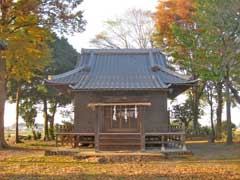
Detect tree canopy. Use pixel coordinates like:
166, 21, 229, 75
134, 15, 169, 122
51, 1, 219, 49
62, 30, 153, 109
0, 0, 85, 147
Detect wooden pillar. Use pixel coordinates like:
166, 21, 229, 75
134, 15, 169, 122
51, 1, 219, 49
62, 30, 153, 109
55, 124, 59, 147
55, 134, 58, 147
61, 135, 64, 146
140, 106, 145, 151
95, 106, 100, 152
182, 123, 187, 151
161, 135, 165, 151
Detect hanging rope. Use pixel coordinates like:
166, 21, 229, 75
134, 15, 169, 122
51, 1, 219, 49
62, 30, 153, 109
124, 106, 128, 122
113, 105, 117, 121
134, 105, 138, 119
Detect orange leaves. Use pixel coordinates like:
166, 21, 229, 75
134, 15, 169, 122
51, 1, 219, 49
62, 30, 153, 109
154, 0, 196, 48
155, 0, 195, 30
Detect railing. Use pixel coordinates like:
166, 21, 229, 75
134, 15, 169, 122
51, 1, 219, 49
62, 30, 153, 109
55, 124, 187, 151
168, 124, 185, 132
55, 124, 95, 147
56, 124, 73, 133
144, 124, 187, 151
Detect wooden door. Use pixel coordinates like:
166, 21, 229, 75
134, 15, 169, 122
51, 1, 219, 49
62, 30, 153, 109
102, 105, 140, 133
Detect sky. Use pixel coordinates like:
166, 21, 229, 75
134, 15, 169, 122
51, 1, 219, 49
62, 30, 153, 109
67, 0, 159, 51
4, 0, 240, 127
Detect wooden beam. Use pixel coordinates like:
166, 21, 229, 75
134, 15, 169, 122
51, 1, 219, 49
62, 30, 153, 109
145, 132, 185, 135
95, 106, 100, 152
140, 107, 145, 151
88, 102, 151, 108
56, 132, 95, 136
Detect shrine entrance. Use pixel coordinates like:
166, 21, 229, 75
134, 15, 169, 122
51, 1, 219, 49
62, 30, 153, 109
102, 105, 140, 133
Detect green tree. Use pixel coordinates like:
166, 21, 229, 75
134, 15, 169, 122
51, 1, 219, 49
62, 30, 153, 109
41, 34, 79, 141
197, 0, 240, 144
8, 34, 79, 141
19, 94, 38, 140
171, 100, 195, 129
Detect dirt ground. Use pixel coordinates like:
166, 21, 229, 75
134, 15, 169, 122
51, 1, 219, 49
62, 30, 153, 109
0, 141, 240, 180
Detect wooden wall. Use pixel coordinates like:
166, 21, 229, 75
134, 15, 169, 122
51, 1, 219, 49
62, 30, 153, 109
73, 91, 169, 133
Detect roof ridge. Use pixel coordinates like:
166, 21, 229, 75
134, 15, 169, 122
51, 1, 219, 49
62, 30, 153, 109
81, 48, 163, 54
48, 66, 84, 81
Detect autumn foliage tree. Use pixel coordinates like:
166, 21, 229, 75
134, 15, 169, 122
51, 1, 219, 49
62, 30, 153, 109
0, 0, 86, 147
154, 0, 195, 50
154, 0, 205, 133
0, 0, 51, 145
154, 0, 240, 143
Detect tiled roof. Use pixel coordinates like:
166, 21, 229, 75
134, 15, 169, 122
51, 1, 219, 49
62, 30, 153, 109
47, 49, 196, 91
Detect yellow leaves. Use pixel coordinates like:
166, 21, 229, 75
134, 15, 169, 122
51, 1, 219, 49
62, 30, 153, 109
0, 0, 52, 81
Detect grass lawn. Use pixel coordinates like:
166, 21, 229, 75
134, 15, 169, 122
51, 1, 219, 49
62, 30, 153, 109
0, 141, 240, 180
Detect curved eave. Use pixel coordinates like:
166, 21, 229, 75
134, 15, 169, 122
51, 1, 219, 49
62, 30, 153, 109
170, 79, 199, 86
70, 87, 170, 92
45, 80, 73, 93
168, 80, 198, 99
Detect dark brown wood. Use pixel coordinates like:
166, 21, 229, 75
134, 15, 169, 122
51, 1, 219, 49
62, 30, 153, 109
55, 134, 58, 147
99, 134, 141, 151
88, 102, 151, 107
102, 105, 140, 133
140, 107, 145, 151
55, 91, 188, 151
95, 106, 100, 151
56, 133, 95, 135
73, 91, 169, 134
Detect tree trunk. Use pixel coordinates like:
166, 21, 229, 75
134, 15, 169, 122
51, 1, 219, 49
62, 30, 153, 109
209, 96, 215, 143
207, 83, 215, 143
49, 101, 58, 140
15, 85, 21, 143
32, 127, 37, 140
192, 85, 199, 133
210, 103, 215, 143
49, 116, 54, 140
49, 104, 57, 140
216, 82, 223, 139
229, 83, 240, 104
192, 85, 203, 134
43, 99, 49, 141
0, 59, 7, 148
192, 81, 206, 134
225, 65, 232, 145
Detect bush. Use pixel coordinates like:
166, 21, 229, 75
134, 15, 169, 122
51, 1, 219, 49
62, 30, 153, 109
36, 132, 41, 140
27, 134, 32, 140
186, 125, 211, 138
221, 121, 236, 136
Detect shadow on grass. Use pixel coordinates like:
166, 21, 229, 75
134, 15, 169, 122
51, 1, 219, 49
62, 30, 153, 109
1, 172, 239, 180
0, 141, 56, 152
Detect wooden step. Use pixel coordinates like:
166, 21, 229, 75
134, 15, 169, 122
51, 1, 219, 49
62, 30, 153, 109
100, 139, 140, 144
99, 143, 141, 146
98, 133, 141, 151
99, 145, 141, 151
